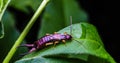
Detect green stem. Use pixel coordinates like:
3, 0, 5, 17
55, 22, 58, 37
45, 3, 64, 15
3, 0, 49, 63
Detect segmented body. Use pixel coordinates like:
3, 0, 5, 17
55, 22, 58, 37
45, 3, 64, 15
23, 32, 72, 53
21, 16, 73, 54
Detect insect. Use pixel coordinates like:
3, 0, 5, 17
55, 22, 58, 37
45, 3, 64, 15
20, 16, 73, 53
21, 32, 72, 53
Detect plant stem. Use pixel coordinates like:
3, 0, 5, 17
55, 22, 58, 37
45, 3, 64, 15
3, 0, 49, 63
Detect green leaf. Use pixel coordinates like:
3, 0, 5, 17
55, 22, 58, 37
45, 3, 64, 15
0, 21, 4, 38
0, 0, 10, 38
9, 0, 42, 13
15, 23, 116, 63
0, 11, 27, 63
38, 0, 88, 38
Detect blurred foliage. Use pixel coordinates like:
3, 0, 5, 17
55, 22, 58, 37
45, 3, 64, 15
38, 0, 88, 38
9, 0, 42, 13
0, 0, 116, 63
0, 11, 27, 63
0, 0, 10, 38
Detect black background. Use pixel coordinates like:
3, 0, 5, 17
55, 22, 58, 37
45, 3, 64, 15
8, 0, 119, 62
79, 0, 119, 62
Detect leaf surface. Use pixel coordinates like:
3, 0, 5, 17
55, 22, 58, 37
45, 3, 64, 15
0, 0, 10, 38
15, 23, 116, 63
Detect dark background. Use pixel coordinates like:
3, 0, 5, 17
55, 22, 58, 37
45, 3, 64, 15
79, 0, 119, 63
8, 0, 119, 62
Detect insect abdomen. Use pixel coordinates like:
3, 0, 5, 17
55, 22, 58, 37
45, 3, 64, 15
35, 35, 54, 48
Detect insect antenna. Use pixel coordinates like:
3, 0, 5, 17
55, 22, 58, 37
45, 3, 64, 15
73, 39, 88, 50
70, 16, 72, 35
69, 16, 88, 51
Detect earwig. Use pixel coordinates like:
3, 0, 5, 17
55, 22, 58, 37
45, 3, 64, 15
21, 32, 72, 53
20, 16, 85, 54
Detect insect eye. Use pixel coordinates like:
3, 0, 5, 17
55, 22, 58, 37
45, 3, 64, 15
66, 35, 69, 39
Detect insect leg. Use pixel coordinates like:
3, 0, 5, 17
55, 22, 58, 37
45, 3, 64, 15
45, 42, 54, 46
46, 33, 50, 36
53, 41, 59, 47
62, 40, 66, 46
54, 32, 57, 34
62, 40, 66, 43
64, 32, 67, 35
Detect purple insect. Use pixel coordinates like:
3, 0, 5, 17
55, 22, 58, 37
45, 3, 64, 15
22, 32, 72, 53
21, 16, 73, 54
